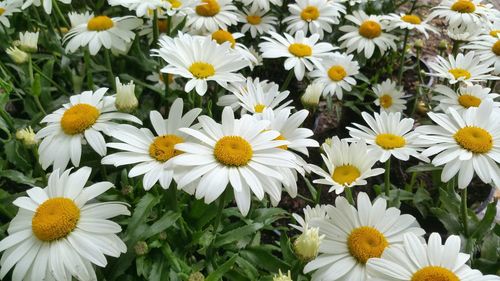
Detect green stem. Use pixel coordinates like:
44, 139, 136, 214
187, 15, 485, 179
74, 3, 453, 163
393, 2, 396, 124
344, 187, 354, 205
34, 96, 47, 115
152, 10, 160, 47
168, 184, 178, 211
103, 49, 116, 90
52, 0, 69, 27
461, 188, 469, 236
384, 157, 391, 197
28, 56, 34, 84
212, 191, 226, 234
452, 40, 461, 56
280, 70, 294, 92
397, 29, 410, 84
0, 109, 14, 130
84, 49, 94, 90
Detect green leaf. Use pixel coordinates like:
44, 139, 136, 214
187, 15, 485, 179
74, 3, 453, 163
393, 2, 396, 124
125, 193, 160, 242
430, 207, 461, 234
240, 246, 290, 273
205, 254, 238, 281
304, 178, 317, 202
471, 202, 497, 240
4, 140, 31, 172
214, 223, 264, 248
0, 169, 37, 186
140, 211, 180, 240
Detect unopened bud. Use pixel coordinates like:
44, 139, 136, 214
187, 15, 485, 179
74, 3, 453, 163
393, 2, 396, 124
301, 82, 323, 109
134, 241, 149, 256
414, 39, 424, 50
115, 77, 138, 112
273, 269, 293, 281
6, 46, 28, 64
293, 225, 323, 262
16, 126, 38, 147
438, 40, 448, 51
188, 272, 205, 281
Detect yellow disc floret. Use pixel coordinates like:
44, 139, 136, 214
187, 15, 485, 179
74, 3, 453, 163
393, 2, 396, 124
212, 30, 236, 48
301, 6, 320, 21
0, 8, 5, 15
332, 165, 361, 185
167, 0, 182, 9
288, 43, 312, 57
61, 104, 100, 135
490, 30, 500, 37
328, 65, 347, 81
448, 68, 471, 80
247, 15, 262, 25
32, 197, 80, 242
347, 226, 388, 263
453, 126, 493, 154
411, 266, 459, 281
401, 14, 422, 24
492, 40, 500, 56
149, 135, 184, 162
375, 133, 406, 149
379, 94, 393, 109
87, 16, 114, 31
196, 0, 220, 17
189, 62, 215, 79
458, 94, 481, 108
214, 136, 253, 166
451, 0, 476, 13
359, 20, 382, 39
254, 104, 266, 113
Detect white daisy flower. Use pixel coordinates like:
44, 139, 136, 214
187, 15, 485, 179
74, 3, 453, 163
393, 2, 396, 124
367, 232, 500, 281
0, 167, 129, 281
0, 0, 21, 28
63, 12, 142, 55
433, 84, 500, 113
217, 78, 282, 111
259, 30, 336, 80
309, 52, 359, 99
416, 101, 500, 189
102, 98, 201, 190
185, 0, 239, 32
240, 0, 282, 11
463, 35, 500, 74
373, 79, 408, 113
283, 0, 346, 39
428, 0, 493, 28
208, 29, 258, 67
426, 51, 499, 86
304, 192, 425, 281
484, 19, 500, 38
35, 88, 142, 171
238, 6, 277, 38
21, 0, 70, 14
339, 10, 398, 59
348, 111, 428, 163
152, 32, 247, 96
309, 137, 384, 194
384, 13, 438, 39
172, 107, 297, 215
447, 23, 482, 42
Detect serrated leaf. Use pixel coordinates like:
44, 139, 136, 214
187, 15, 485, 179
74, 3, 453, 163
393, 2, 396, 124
0, 169, 37, 186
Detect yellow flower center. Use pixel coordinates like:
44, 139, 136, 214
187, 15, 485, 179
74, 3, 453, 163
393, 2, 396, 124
254, 104, 266, 113
301, 6, 320, 21
359, 20, 382, 39
379, 94, 393, 109
411, 266, 459, 281
214, 136, 253, 166
195, 0, 220, 17
0, 8, 5, 15
274, 134, 288, 150
247, 15, 262, 25
401, 14, 422, 24
458, 94, 481, 108
453, 126, 493, 154
375, 133, 406, 149
157, 19, 169, 33
451, 0, 476, 13
189, 62, 215, 79
60, 104, 100, 135
332, 165, 361, 185
347, 226, 388, 264
328, 65, 347, 81
288, 43, 312, 57
149, 135, 184, 162
492, 40, 500, 56
490, 30, 500, 37
32, 198, 80, 242
87, 16, 114, 31
448, 68, 471, 80
166, 0, 182, 8
212, 30, 236, 48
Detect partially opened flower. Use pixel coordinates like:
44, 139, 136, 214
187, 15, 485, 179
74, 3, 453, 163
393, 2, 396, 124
64, 12, 142, 55
0, 167, 129, 281
16, 31, 39, 53
185, 0, 239, 32
304, 192, 425, 281
35, 88, 142, 171
173, 107, 297, 215
433, 84, 499, 113
373, 79, 408, 113
367, 232, 500, 281
416, 101, 500, 189
102, 98, 201, 190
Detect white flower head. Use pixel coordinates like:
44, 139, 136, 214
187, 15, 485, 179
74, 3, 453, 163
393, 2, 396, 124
433, 84, 500, 113
373, 79, 408, 113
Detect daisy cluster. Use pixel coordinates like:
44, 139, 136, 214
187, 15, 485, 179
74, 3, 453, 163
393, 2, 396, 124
0, 0, 499, 280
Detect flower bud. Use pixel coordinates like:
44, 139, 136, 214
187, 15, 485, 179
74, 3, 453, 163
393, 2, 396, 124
273, 269, 292, 281
301, 82, 323, 109
115, 77, 138, 112
6, 46, 28, 64
438, 40, 448, 51
293, 225, 323, 262
134, 241, 149, 256
16, 126, 38, 147
18, 31, 39, 53
188, 272, 205, 281
414, 39, 424, 50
